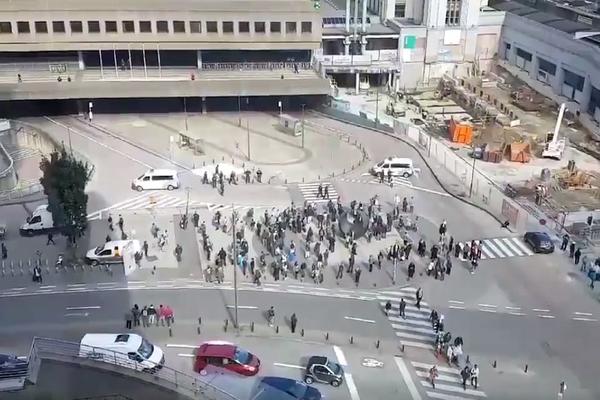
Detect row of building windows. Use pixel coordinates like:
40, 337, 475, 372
0, 20, 313, 35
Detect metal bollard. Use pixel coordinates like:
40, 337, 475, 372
251, 322, 254, 332
197, 326, 201, 335
301, 329, 304, 337
524, 364, 528, 373
325, 332, 329, 341
222, 156, 225, 161
466, 355, 470, 364
203, 161, 206, 166
493, 360, 497, 368
401, 344, 405, 352
198, 317, 202, 325
224, 319, 228, 332
318, 175, 320, 180
350, 336, 354, 344
302, 177, 304, 183
285, 179, 287, 184
276, 326, 279, 334
376, 340, 380, 349
212, 159, 215, 164
169, 328, 173, 337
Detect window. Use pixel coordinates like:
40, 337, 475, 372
445, 0, 461, 25
122, 20, 134, 33
239, 21, 250, 33
52, 21, 65, 33
34, 21, 48, 33
270, 21, 281, 33
206, 21, 218, 33
173, 20, 186, 33
395, 3, 406, 17
0, 21, 11, 34
564, 70, 584, 91
17, 21, 30, 33
70, 21, 83, 33
222, 21, 233, 33
105, 21, 117, 33
157, 20, 169, 33
255, 21, 265, 33
516, 48, 532, 61
190, 21, 202, 33
538, 58, 556, 76
301, 21, 312, 33
88, 21, 100, 33
286, 21, 297, 33
139, 21, 152, 33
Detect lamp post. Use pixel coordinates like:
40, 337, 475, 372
231, 207, 239, 331
246, 120, 251, 161
301, 104, 306, 149
183, 97, 188, 132
238, 96, 242, 127
67, 127, 73, 154
374, 86, 380, 127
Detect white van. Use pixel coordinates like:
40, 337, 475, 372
371, 157, 415, 178
132, 169, 179, 191
79, 333, 165, 372
85, 240, 141, 265
19, 204, 57, 236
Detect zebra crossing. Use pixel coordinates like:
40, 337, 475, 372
378, 287, 436, 350
87, 192, 207, 219
459, 237, 534, 260
411, 361, 488, 400
338, 176, 413, 187
297, 182, 339, 203
206, 203, 283, 215
7, 147, 41, 161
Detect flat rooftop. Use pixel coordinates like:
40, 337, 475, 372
0, 0, 316, 12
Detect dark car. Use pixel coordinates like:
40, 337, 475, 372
304, 356, 343, 387
252, 377, 322, 400
524, 232, 555, 254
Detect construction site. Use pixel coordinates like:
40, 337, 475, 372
383, 67, 600, 241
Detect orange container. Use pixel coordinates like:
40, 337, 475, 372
448, 119, 473, 145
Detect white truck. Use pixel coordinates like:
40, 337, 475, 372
79, 333, 165, 373
19, 204, 57, 236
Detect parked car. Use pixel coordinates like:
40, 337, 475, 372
304, 356, 343, 387
194, 341, 260, 376
524, 232, 555, 254
252, 377, 322, 400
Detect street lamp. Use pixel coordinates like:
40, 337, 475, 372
231, 206, 240, 331
184, 187, 191, 218
183, 97, 188, 132
246, 120, 251, 161
301, 104, 306, 149
238, 96, 242, 127
67, 127, 73, 154
374, 86, 380, 127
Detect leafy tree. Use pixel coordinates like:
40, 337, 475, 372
39, 148, 93, 245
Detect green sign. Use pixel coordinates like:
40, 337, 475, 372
404, 35, 416, 49
314, 0, 320, 9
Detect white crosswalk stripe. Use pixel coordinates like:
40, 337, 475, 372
8, 147, 41, 161
206, 204, 281, 215
297, 182, 338, 203
458, 237, 534, 260
411, 361, 488, 400
337, 176, 413, 187
86, 192, 206, 219
378, 287, 436, 350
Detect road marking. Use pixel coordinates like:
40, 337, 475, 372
505, 306, 521, 310
420, 381, 487, 397
65, 306, 101, 310
273, 362, 304, 370
478, 308, 497, 313
572, 317, 598, 322
67, 287, 88, 291
394, 357, 422, 400
427, 391, 479, 400
448, 300, 464, 304
573, 312, 593, 316
509, 312, 527, 316
333, 345, 348, 366
67, 284, 87, 287
177, 353, 195, 358
538, 315, 555, 319
8, 288, 25, 291
532, 308, 550, 312
477, 304, 497, 308
344, 316, 376, 323
64, 312, 89, 317
166, 344, 198, 349
97, 282, 119, 287
411, 361, 457, 374
39, 286, 56, 289
449, 305, 465, 310
345, 373, 361, 400
226, 305, 258, 310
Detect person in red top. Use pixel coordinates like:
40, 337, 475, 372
164, 305, 174, 327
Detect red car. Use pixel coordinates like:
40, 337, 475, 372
194, 341, 260, 376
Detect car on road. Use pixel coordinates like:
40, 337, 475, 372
304, 356, 343, 387
194, 341, 260, 376
19, 204, 60, 236
132, 168, 180, 191
85, 239, 142, 265
524, 231, 555, 254
252, 376, 322, 400
370, 157, 415, 178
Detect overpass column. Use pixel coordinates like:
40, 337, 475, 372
529, 55, 539, 80
77, 51, 85, 70
581, 76, 593, 113
552, 66, 564, 96
197, 50, 202, 70
202, 97, 207, 114
355, 71, 360, 94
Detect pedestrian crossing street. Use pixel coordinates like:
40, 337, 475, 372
297, 182, 339, 203
338, 176, 413, 187
411, 361, 488, 400
458, 237, 534, 260
378, 287, 436, 350
7, 147, 41, 162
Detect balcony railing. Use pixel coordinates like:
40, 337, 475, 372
200, 62, 312, 71
316, 50, 399, 67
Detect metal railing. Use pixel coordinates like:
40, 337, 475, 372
0, 359, 28, 379
28, 337, 240, 400
201, 62, 311, 71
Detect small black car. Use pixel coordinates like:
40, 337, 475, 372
304, 356, 343, 387
524, 232, 555, 254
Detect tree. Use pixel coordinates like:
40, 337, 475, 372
39, 148, 93, 245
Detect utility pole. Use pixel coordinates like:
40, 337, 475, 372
238, 96, 242, 127
301, 104, 306, 149
67, 127, 73, 154
246, 120, 251, 160
232, 207, 239, 331
469, 147, 476, 198
183, 97, 188, 132
184, 187, 191, 217
374, 86, 380, 127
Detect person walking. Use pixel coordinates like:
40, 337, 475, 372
1, 242, 7, 259
470, 364, 479, 389
569, 241, 576, 258
159, 305, 166, 326
399, 298, 406, 319
461, 365, 471, 390
429, 365, 439, 389
148, 304, 157, 326
142, 240, 149, 258
192, 211, 200, 228
46, 232, 55, 245
132, 304, 141, 327
354, 268, 362, 287
290, 313, 298, 333
118, 214, 124, 232
574, 248, 582, 265
108, 214, 114, 231
125, 309, 133, 330
141, 306, 149, 327
415, 287, 423, 310
384, 300, 392, 316
560, 234, 569, 251
407, 262, 415, 280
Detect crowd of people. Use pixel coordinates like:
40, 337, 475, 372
124, 304, 175, 329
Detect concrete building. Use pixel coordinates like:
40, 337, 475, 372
0, 0, 330, 108
492, 0, 600, 137
314, 0, 505, 91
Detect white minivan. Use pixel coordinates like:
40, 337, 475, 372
19, 204, 57, 236
371, 157, 415, 178
132, 169, 179, 191
79, 333, 165, 372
